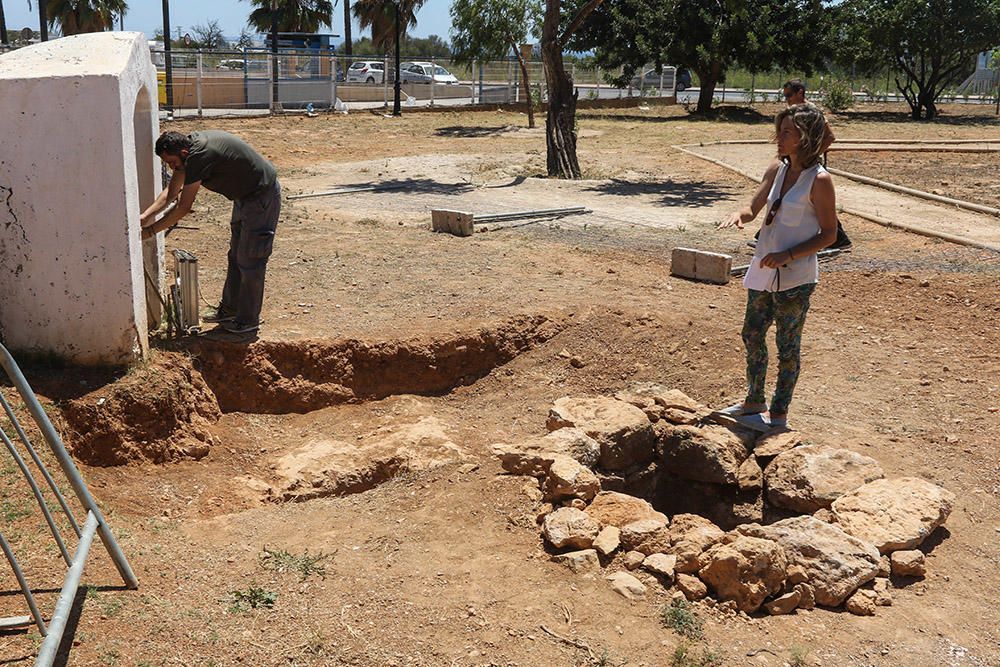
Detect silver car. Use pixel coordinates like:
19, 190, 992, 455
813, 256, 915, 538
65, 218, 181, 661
399, 61, 459, 85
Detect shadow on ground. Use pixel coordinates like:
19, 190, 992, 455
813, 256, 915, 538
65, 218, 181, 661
435, 125, 519, 138
320, 178, 477, 196
835, 109, 1000, 126
583, 178, 737, 207
580, 105, 772, 125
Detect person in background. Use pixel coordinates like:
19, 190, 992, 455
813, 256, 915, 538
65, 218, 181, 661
717, 103, 838, 429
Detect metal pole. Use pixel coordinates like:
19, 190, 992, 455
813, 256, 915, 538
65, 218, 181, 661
162, 0, 174, 113
392, 2, 401, 115
383, 53, 389, 108
0, 531, 47, 635
429, 58, 436, 107
0, 345, 138, 590
35, 513, 99, 667
0, 0, 9, 46
330, 54, 337, 109
477, 61, 483, 104
38, 0, 47, 41
196, 50, 203, 117
271, 0, 281, 113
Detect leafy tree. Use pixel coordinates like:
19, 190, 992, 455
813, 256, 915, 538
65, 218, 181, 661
45, 0, 127, 36
350, 34, 450, 58
450, 0, 542, 127
352, 0, 427, 114
836, 0, 1000, 119
540, 0, 608, 178
246, 0, 334, 34
192, 19, 226, 49
237, 28, 256, 50
570, 0, 830, 113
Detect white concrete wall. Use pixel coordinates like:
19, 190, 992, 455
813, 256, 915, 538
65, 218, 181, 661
0, 32, 162, 365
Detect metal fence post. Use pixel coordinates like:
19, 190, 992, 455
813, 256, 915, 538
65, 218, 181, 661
383, 54, 389, 108
430, 58, 436, 107
196, 51, 203, 117
330, 54, 337, 109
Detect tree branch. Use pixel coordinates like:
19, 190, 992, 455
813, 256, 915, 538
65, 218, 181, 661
559, 0, 606, 48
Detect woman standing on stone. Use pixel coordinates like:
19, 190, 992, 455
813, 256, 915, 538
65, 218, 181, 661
717, 103, 838, 429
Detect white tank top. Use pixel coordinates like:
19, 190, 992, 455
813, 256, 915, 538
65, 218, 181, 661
743, 162, 824, 292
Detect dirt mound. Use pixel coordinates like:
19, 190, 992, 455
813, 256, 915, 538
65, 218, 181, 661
61, 353, 221, 466
190, 313, 566, 413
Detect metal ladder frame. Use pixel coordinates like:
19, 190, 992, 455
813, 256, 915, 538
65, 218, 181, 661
0, 343, 138, 666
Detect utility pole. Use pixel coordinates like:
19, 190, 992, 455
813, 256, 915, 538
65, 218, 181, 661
0, 0, 9, 46
38, 0, 47, 41
162, 0, 174, 112
342, 0, 352, 57
392, 2, 401, 116
270, 0, 281, 112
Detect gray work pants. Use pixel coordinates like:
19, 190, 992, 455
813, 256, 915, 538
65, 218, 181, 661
220, 181, 280, 327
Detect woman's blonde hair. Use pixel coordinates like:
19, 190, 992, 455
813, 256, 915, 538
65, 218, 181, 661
774, 103, 827, 168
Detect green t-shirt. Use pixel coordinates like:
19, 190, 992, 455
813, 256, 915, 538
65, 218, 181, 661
183, 130, 276, 200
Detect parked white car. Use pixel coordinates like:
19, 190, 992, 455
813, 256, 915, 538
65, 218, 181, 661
399, 61, 459, 85
346, 60, 386, 84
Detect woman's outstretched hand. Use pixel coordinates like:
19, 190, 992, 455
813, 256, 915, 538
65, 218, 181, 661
718, 211, 745, 230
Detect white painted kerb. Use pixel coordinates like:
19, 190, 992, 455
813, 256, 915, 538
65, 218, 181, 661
0, 32, 162, 365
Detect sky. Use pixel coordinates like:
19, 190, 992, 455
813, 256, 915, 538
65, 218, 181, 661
1, 0, 454, 44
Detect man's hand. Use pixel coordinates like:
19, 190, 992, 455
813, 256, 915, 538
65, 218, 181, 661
718, 211, 746, 230
760, 250, 793, 269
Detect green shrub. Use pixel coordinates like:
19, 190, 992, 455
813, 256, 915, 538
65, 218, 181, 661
820, 79, 854, 112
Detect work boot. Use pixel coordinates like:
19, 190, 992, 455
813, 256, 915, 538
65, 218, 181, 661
202, 305, 235, 324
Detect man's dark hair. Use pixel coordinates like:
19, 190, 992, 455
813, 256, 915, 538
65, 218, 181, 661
783, 78, 806, 94
155, 131, 192, 157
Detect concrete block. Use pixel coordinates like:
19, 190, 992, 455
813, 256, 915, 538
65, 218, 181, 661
0, 33, 162, 365
431, 209, 475, 237
670, 247, 733, 285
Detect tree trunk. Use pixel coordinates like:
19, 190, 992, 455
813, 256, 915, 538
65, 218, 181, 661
694, 62, 721, 113
343, 0, 353, 57
511, 38, 535, 129
541, 0, 580, 178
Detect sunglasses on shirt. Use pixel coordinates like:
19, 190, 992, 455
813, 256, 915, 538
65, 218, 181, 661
764, 197, 782, 225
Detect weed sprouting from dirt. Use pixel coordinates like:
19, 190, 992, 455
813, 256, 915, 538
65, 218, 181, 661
259, 545, 333, 581
586, 647, 629, 666
789, 645, 811, 666
671, 643, 724, 667
227, 586, 278, 613
85, 585, 125, 618
661, 599, 704, 640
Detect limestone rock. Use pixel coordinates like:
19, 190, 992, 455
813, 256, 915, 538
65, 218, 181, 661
642, 553, 677, 581
871, 577, 893, 606
890, 550, 926, 577
738, 456, 763, 492
585, 491, 668, 528
877, 555, 891, 577
813, 508, 836, 523
620, 518, 669, 552
633, 525, 673, 556
543, 508, 600, 550
607, 571, 646, 600
698, 535, 787, 613
765, 445, 885, 513
551, 549, 600, 574
623, 550, 645, 571
661, 425, 751, 485
268, 416, 465, 502
794, 583, 815, 610
845, 589, 877, 616
764, 590, 801, 615
831, 477, 955, 553
614, 384, 708, 424
547, 396, 656, 470
593, 526, 621, 557
544, 456, 601, 502
492, 428, 601, 476
676, 573, 708, 601
667, 514, 726, 574
753, 430, 803, 457
737, 516, 879, 607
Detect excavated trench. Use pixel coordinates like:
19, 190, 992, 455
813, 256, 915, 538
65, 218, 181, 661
60, 313, 566, 467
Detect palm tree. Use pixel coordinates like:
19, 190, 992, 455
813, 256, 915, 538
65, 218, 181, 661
45, 0, 127, 36
352, 0, 425, 114
246, 0, 333, 34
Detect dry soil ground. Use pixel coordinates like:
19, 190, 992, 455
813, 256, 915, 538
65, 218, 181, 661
2, 102, 1000, 667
